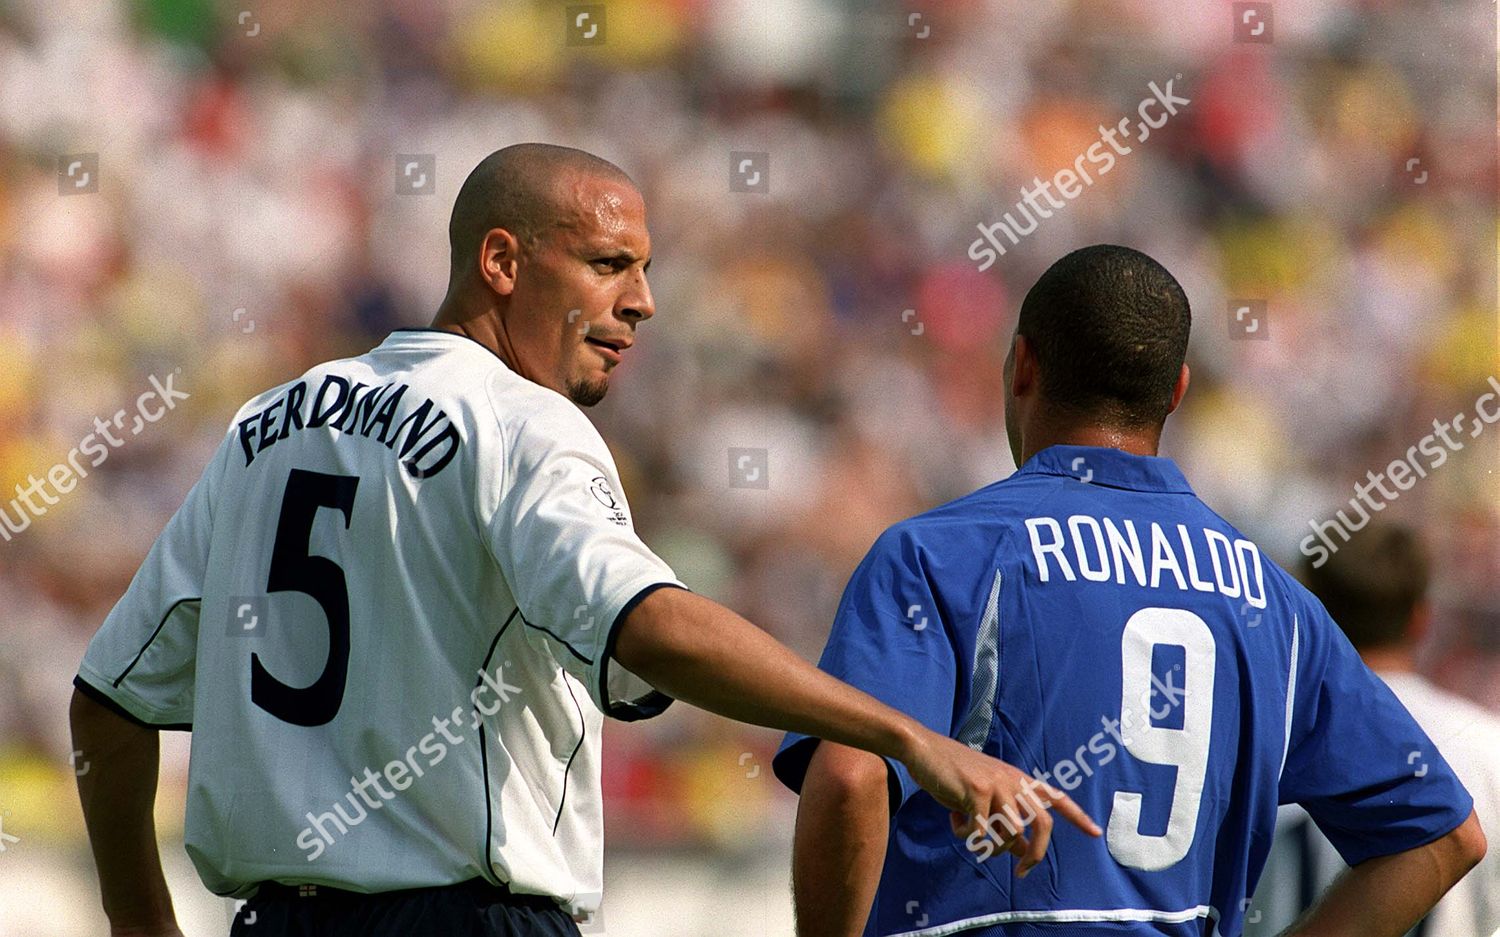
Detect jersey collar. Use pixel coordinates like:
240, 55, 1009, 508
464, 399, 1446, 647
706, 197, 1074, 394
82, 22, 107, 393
379, 329, 524, 376
1016, 444, 1194, 494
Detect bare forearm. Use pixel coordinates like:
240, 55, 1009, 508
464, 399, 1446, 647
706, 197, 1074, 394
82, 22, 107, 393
615, 589, 923, 765
1282, 851, 1445, 937
69, 688, 178, 933
615, 587, 1106, 846
1282, 811, 1486, 937
793, 744, 891, 937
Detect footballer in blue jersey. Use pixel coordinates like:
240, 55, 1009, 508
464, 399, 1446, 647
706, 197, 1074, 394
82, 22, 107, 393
774, 245, 1485, 937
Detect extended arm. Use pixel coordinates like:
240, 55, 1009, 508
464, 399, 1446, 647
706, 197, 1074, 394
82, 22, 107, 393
614, 588, 1098, 852
70, 688, 184, 937
1282, 809, 1486, 937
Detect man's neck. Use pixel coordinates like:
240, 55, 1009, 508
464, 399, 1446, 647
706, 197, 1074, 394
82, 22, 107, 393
430, 295, 510, 367
1019, 422, 1163, 465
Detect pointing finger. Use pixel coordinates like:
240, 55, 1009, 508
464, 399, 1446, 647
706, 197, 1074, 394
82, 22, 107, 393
1047, 790, 1102, 838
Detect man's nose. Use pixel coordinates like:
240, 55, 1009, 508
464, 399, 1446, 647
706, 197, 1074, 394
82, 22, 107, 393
618, 271, 655, 322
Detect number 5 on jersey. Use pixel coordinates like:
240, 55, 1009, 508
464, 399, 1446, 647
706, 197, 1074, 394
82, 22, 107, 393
251, 468, 360, 727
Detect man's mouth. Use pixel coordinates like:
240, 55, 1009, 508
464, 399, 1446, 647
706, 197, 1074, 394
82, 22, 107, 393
584, 336, 630, 362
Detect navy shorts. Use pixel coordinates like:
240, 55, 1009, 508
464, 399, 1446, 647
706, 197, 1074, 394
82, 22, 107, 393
229, 878, 582, 937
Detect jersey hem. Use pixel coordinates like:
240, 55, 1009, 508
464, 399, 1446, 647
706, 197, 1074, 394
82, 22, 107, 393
73, 674, 192, 731
883, 904, 1220, 937
1327, 795, 1476, 868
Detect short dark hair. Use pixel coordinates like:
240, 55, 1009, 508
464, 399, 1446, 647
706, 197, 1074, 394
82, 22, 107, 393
1015, 244, 1191, 427
1300, 521, 1430, 650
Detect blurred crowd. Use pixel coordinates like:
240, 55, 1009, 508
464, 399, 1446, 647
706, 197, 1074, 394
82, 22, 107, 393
0, 0, 1496, 875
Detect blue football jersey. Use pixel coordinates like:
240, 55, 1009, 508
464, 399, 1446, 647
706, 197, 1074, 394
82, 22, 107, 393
774, 445, 1472, 937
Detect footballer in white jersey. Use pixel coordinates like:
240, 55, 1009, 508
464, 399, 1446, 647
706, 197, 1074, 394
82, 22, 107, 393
77, 327, 680, 918
71, 143, 1107, 937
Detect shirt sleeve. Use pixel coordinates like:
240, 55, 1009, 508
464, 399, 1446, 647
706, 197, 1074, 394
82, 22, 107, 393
484, 391, 683, 720
75, 433, 231, 729
1277, 594, 1473, 866
772, 526, 960, 812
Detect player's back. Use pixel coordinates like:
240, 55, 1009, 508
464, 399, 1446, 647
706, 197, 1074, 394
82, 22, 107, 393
796, 445, 1471, 937
189, 329, 559, 891
77, 328, 672, 902
206, 330, 499, 727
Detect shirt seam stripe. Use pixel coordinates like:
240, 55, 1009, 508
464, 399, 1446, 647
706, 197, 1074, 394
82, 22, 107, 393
112, 596, 201, 688
552, 676, 587, 836
956, 570, 1003, 749
477, 608, 521, 886
518, 613, 593, 665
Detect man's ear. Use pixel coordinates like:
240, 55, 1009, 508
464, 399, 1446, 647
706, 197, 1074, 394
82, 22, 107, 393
1166, 363, 1190, 415
1009, 334, 1039, 400
478, 228, 521, 297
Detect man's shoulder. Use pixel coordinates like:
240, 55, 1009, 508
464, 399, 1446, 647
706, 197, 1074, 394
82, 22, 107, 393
357, 336, 609, 465
233, 334, 583, 432
480, 367, 604, 452
919, 471, 1059, 523
868, 474, 1060, 570
220, 335, 590, 467
226, 335, 470, 422
890, 466, 1148, 547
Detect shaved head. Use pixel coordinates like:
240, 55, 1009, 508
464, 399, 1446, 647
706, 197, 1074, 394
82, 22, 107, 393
447, 143, 635, 278
433, 143, 656, 408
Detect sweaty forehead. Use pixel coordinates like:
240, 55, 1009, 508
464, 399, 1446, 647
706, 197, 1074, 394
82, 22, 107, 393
551, 172, 648, 248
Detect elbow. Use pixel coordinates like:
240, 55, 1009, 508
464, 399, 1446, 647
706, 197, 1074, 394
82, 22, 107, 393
807, 742, 891, 804
1453, 809, 1488, 874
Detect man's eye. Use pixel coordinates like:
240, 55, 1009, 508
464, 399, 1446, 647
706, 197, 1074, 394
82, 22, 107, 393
592, 259, 618, 272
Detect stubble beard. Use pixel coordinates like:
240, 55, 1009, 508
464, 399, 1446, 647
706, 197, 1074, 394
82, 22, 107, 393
566, 375, 609, 407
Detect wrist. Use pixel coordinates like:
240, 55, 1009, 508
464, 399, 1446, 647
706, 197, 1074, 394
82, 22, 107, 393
886, 716, 927, 768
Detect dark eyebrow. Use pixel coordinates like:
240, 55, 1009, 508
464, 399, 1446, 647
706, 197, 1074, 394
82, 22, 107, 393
586, 247, 651, 271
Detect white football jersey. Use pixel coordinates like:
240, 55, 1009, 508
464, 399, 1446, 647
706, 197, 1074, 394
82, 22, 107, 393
75, 329, 683, 917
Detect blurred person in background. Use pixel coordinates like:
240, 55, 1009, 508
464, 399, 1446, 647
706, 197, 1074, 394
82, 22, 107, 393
1247, 520, 1500, 937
